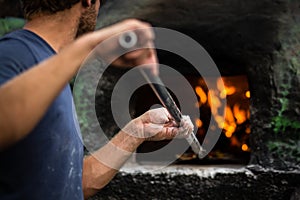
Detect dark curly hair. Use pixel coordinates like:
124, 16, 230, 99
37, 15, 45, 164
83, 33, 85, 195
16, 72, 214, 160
20, 0, 103, 20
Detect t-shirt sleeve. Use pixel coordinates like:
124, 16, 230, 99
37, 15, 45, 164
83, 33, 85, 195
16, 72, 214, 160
0, 39, 35, 86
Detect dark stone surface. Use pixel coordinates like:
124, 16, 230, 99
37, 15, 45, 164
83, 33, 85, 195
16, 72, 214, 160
97, 0, 287, 76
73, 58, 128, 150
0, 0, 23, 18
90, 165, 300, 200
95, 66, 127, 139
247, 1, 300, 170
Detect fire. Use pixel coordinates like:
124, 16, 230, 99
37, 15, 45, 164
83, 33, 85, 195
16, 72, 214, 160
195, 86, 207, 104
233, 104, 247, 125
195, 76, 251, 152
246, 127, 251, 134
207, 90, 221, 115
195, 118, 203, 128
242, 144, 249, 151
245, 91, 251, 98
218, 78, 236, 99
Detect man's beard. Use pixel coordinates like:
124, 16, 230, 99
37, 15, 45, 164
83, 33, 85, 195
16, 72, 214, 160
75, 5, 97, 38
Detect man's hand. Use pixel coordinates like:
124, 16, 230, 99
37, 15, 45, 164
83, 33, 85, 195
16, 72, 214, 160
123, 108, 194, 141
90, 19, 158, 75
82, 108, 194, 198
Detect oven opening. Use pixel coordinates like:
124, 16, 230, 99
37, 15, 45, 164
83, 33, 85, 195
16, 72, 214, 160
132, 74, 251, 165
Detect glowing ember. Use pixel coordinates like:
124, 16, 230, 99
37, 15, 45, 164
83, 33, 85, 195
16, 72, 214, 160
245, 91, 251, 98
233, 103, 247, 125
195, 86, 207, 104
195, 118, 203, 128
246, 127, 251, 134
242, 144, 249, 152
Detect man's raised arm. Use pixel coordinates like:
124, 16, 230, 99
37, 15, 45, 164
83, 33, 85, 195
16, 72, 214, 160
0, 19, 157, 149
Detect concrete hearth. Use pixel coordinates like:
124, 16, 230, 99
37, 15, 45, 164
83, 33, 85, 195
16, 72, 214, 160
90, 164, 300, 200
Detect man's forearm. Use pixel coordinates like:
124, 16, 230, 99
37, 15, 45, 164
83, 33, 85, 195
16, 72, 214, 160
82, 131, 145, 199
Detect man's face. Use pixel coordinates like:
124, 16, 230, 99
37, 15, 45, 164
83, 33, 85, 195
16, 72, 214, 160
75, 1, 100, 38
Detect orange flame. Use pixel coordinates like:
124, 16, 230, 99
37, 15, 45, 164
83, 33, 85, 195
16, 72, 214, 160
245, 91, 251, 98
195, 118, 203, 128
242, 144, 249, 151
195, 86, 207, 104
208, 90, 221, 115
195, 76, 250, 150
218, 78, 236, 99
233, 104, 247, 125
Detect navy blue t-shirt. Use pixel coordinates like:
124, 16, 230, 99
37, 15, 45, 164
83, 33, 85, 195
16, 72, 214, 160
0, 30, 84, 199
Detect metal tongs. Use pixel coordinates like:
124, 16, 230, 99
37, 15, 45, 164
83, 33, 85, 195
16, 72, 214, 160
119, 31, 205, 158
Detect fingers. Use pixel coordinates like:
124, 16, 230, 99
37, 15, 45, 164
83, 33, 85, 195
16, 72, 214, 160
140, 107, 170, 124
124, 108, 194, 141
123, 119, 168, 140
176, 115, 194, 138
144, 115, 194, 141
123, 47, 159, 75
149, 115, 194, 141
94, 19, 154, 42
143, 123, 166, 140
95, 19, 154, 54
181, 116, 194, 133
145, 126, 178, 141
110, 19, 154, 41
122, 108, 169, 140
91, 19, 158, 74
145, 125, 191, 141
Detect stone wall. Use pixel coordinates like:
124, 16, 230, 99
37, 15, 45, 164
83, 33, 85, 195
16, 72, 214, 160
91, 165, 300, 200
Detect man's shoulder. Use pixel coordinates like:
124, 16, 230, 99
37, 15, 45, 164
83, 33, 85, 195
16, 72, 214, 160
0, 31, 38, 85
0, 29, 55, 59
0, 32, 36, 68
0, 37, 29, 55
0, 29, 29, 45
0, 29, 37, 44
0, 30, 34, 56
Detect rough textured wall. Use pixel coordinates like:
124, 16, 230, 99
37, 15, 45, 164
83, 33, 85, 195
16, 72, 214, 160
247, 1, 300, 170
97, 0, 286, 75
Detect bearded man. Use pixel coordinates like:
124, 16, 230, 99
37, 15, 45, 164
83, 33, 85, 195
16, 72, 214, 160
0, 0, 193, 199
